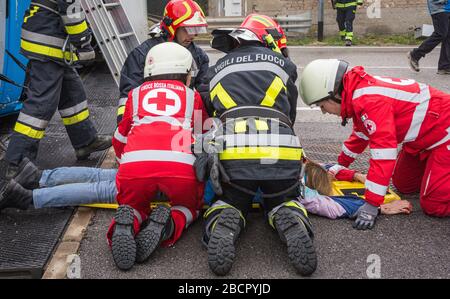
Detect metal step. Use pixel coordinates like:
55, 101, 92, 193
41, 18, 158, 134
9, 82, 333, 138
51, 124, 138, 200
80, 0, 141, 87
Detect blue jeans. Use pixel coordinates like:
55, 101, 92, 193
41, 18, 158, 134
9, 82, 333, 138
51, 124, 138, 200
33, 167, 117, 208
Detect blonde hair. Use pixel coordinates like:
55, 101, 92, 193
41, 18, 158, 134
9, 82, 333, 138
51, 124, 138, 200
304, 161, 333, 196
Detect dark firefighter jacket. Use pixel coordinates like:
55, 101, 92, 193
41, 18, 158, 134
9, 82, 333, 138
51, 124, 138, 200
21, 0, 92, 64
199, 44, 303, 181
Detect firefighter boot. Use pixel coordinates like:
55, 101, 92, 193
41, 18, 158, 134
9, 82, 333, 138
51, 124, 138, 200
111, 205, 137, 270
270, 202, 317, 276
204, 202, 245, 276
0, 180, 33, 211
75, 135, 112, 160
12, 157, 42, 190
135, 205, 174, 263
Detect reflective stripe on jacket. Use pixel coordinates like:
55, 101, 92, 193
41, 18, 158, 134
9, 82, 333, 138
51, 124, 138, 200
21, 0, 91, 63
200, 44, 302, 181
339, 66, 450, 206
113, 80, 208, 179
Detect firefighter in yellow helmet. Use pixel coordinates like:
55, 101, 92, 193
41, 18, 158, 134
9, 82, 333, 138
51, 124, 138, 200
196, 14, 317, 277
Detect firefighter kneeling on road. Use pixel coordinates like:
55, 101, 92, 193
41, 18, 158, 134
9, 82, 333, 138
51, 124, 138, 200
108, 42, 209, 270
300, 59, 450, 229
4, 0, 112, 177
196, 14, 317, 277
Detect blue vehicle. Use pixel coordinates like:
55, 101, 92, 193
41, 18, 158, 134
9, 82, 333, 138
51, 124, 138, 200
0, 0, 30, 117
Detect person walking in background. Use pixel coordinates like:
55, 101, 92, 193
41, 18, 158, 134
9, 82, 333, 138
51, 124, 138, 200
407, 0, 450, 74
333, 0, 364, 46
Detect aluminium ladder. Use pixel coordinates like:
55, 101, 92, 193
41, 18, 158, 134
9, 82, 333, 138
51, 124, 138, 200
80, 0, 142, 87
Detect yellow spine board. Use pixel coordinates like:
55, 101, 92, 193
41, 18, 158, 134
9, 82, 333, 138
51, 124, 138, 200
81, 203, 262, 210
331, 181, 401, 204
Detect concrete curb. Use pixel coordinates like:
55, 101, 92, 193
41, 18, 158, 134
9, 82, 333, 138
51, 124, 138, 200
42, 147, 117, 279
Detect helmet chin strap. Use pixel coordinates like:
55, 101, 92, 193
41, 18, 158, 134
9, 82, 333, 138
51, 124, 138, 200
327, 92, 347, 126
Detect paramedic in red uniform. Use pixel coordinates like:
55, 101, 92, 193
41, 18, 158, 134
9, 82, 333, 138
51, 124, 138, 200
299, 59, 450, 230
108, 42, 208, 270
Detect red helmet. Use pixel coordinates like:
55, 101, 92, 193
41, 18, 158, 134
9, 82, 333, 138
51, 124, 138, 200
276, 23, 288, 50
160, 0, 208, 41
237, 14, 286, 46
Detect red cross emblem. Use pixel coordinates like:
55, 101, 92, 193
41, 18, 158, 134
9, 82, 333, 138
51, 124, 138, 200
364, 119, 377, 135
143, 88, 181, 116
148, 92, 176, 112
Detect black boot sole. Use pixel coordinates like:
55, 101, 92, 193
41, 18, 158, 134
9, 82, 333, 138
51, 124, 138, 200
274, 208, 317, 276
207, 208, 241, 276
135, 205, 171, 263
111, 205, 136, 270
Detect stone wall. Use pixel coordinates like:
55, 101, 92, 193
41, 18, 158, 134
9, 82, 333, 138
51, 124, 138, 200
208, 0, 432, 36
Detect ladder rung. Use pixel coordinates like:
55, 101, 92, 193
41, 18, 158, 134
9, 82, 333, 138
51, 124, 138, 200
118, 32, 134, 39
103, 3, 121, 9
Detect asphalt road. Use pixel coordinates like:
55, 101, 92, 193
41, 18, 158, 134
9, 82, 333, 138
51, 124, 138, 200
78, 46, 450, 279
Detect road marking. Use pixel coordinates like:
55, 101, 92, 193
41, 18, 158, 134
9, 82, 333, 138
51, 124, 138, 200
297, 66, 437, 70
201, 45, 441, 50
297, 107, 320, 111
285, 46, 441, 50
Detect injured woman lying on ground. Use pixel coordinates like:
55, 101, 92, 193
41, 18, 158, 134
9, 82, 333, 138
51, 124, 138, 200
0, 157, 412, 219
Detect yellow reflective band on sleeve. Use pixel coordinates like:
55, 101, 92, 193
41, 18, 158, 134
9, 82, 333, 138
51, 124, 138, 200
21, 39, 78, 61
279, 38, 287, 44
117, 105, 125, 116
336, 2, 358, 7
14, 122, 45, 139
234, 120, 247, 133
62, 110, 90, 126
173, 1, 192, 26
255, 119, 269, 131
210, 83, 237, 109
24, 6, 40, 23
65, 20, 88, 35
260, 76, 286, 107
220, 147, 303, 161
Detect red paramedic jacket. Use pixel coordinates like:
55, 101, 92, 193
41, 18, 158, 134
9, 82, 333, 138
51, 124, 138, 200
113, 80, 208, 180
337, 66, 450, 206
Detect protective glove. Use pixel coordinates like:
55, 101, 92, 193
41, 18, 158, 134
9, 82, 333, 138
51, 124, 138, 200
193, 152, 209, 182
192, 130, 223, 184
75, 44, 96, 67
351, 202, 380, 230
209, 154, 223, 196
75, 36, 95, 66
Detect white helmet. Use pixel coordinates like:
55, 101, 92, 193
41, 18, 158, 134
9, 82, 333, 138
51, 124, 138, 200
144, 42, 193, 78
299, 59, 349, 106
